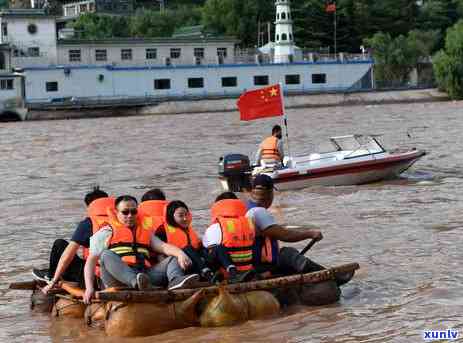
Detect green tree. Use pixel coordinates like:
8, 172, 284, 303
201, 0, 273, 46
433, 20, 463, 98
291, 0, 420, 53
416, 0, 453, 31
365, 29, 439, 86
70, 13, 130, 39
129, 9, 177, 37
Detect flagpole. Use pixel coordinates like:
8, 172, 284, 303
279, 82, 291, 158
334, 3, 337, 57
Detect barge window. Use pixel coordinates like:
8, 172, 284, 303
194, 48, 204, 59
188, 77, 204, 88
1, 23, 7, 36
281, 33, 287, 41
146, 48, 157, 59
285, 74, 300, 85
46, 81, 58, 92
0, 79, 13, 90
312, 73, 326, 84
121, 49, 132, 60
254, 75, 269, 86
170, 48, 181, 59
222, 77, 237, 87
69, 49, 81, 62
95, 49, 107, 61
154, 79, 171, 90
28, 47, 40, 57
217, 48, 227, 58
65, 5, 77, 16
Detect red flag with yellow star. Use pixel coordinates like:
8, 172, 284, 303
237, 84, 284, 121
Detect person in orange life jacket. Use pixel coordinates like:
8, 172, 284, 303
37, 187, 111, 294
246, 174, 325, 276
138, 188, 168, 264
139, 188, 167, 219
158, 200, 214, 281
202, 192, 256, 283
83, 195, 199, 304
255, 125, 284, 166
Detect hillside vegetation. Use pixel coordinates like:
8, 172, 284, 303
68, 0, 463, 97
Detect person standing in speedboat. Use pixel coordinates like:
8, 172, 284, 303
255, 125, 284, 167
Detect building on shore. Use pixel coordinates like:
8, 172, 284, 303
0, 1, 374, 120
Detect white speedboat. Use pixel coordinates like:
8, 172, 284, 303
218, 135, 426, 191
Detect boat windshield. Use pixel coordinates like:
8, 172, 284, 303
329, 135, 385, 154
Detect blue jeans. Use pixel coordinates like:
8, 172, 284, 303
99, 250, 185, 288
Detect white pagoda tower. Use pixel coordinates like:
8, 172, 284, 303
273, 0, 295, 63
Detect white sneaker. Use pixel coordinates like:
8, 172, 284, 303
168, 274, 200, 291
136, 273, 151, 290
32, 268, 51, 283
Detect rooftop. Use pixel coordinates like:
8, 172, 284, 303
0, 8, 54, 18
58, 36, 239, 45
172, 25, 222, 39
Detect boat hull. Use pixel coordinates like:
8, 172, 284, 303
272, 150, 426, 190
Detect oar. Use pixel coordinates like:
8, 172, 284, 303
299, 239, 317, 255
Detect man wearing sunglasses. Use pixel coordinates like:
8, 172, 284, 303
83, 195, 199, 304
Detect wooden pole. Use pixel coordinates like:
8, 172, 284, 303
96, 263, 359, 303
9, 280, 38, 290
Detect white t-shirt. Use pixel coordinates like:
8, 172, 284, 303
202, 207, 277, 248
89, 225, 164, 257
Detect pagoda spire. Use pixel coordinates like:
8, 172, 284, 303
274, 0, 295, 63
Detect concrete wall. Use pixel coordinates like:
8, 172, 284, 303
1, 17, 57, 63
25, 88, 450, 120
138, 88, 450, 115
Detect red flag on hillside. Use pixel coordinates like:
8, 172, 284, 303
325, 2, 336, 12
237, 84, 284, 121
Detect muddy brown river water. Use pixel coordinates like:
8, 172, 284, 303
1, 100, 462, 342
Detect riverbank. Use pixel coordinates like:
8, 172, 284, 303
25, 88, 449, 121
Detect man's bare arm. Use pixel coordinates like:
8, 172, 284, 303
262, 224, 323, 243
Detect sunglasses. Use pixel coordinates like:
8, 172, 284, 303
119, 208, 138, 216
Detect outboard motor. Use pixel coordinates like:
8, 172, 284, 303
218, 154, 252, 192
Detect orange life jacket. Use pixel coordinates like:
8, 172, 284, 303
87, 197, 116, 234
107, 208, 155, 268
255, 236, 280, 264
211, 199, 255, 272
83, 197, 116, 277
246, 201, 280, 265
260, 136, 281, 161
165, 224, 201, 250
138, 200, 168, 233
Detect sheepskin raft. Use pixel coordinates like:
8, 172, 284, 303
9, 262, 359, 337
